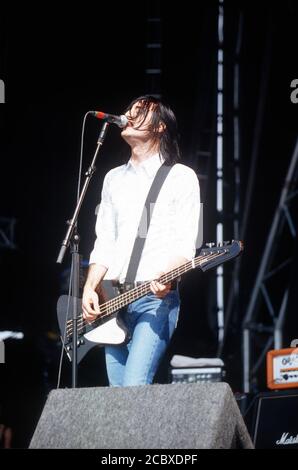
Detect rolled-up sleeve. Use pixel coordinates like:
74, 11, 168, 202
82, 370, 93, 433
172, 168, 201, 260
89, 171, 116, 269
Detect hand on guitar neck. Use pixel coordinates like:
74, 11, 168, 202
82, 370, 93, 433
151, 256, 188, 298
149, 273, 172, 299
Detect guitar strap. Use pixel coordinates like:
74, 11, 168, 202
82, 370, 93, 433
124, 161, 174, 283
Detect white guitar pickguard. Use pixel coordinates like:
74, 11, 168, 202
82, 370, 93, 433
84, 317, 126, 345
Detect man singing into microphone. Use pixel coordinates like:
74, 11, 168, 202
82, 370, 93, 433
82, 95, 201, 386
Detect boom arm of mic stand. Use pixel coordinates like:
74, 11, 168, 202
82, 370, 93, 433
56, 121, 110, 388
56, 121, 110, 264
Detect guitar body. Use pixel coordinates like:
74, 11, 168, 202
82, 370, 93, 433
57, 280, 130, 362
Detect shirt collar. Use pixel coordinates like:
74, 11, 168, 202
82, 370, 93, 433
125, 153, 164, 178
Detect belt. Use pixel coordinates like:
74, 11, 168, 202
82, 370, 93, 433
116, 279, 178, 293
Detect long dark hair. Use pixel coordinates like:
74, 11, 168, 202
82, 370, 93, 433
123, 95, 181, 165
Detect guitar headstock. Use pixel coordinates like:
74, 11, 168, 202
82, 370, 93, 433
198, 240, 244, 272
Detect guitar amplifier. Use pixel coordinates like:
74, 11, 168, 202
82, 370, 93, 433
171, 366, 224, 384
252, 389, 298, 448
267, 348, 298, 389
170, 355, 225, 384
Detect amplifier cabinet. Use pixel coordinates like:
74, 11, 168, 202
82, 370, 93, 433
252, 389, 298, 448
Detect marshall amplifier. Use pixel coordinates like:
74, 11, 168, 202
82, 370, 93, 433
252, 389, 298, 448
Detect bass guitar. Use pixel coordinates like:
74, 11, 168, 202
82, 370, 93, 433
57, 240, 243, 362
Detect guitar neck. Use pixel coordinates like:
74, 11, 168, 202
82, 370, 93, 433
99, 250, 221, 315
74, 241, 242, 334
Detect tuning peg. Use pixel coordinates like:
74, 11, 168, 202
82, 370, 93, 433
206, 242, 216, 248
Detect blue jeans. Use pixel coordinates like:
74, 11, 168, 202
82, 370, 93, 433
105, 290, 180, 386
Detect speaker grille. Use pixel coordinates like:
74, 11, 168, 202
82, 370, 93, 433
30, 382, 253, 449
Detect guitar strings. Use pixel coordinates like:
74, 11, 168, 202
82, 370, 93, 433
65, 251, 226, 338
66, 251, 223, 337
66, 251, 224, 336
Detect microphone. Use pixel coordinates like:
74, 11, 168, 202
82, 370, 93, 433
90, 111, 128, 128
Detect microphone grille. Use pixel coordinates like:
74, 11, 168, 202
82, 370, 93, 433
119, 115, 128, 128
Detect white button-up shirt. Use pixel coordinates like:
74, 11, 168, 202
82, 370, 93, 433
89, 153, 201, 282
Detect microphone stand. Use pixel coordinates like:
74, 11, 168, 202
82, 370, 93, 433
56, 121, 110, 388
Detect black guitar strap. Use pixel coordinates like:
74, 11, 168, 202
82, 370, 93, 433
124, 161, 174, 283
